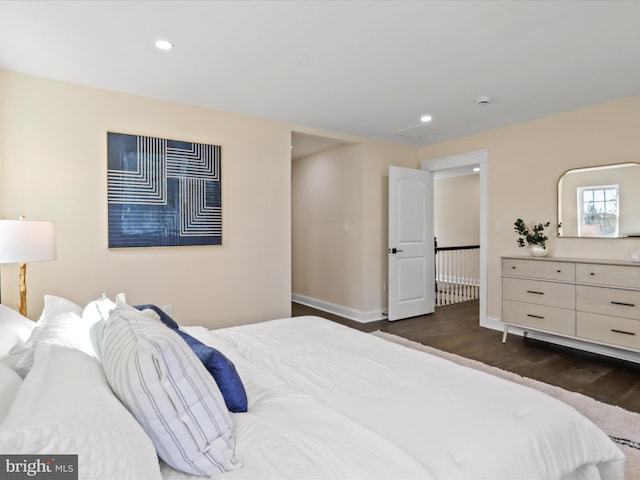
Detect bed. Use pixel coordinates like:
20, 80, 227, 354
0, 295, 626, 480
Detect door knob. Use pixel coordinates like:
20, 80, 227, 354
389, 248, 404, 254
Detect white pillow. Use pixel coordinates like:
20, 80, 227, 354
0, 361, 22, 423
0, 342, 161, 479
96, 304, 239, 476
5, 294, 122, 377
38, 294, 83, 323
6, 311, 96, 377
0, 304, 35, 361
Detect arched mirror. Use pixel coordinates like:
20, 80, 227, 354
557, 162, 640, 238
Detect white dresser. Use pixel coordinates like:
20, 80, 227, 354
502, 256, 640, 353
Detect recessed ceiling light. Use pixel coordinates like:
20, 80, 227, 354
473, 167, 480, 172
420, 115, 432, 123
155, 39, 173, 51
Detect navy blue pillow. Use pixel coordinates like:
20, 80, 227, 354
135, 304, 248, 413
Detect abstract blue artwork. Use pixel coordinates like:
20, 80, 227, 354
107, 132, 222, 248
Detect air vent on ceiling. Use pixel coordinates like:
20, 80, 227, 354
392, 124, 441, 139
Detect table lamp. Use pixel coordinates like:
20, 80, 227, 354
0, 217, 57, 317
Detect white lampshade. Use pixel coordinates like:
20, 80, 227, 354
0, 220, 57, 264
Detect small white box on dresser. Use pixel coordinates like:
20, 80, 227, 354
502, 256, 640, 358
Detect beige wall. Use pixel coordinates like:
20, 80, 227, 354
0, 70, 419, 325
8, 69, 638, 328
0, 70, 293, 327
434, 174, 480, 247
420, 95, 640, 323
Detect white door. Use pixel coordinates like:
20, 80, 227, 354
388, 166, 435, 321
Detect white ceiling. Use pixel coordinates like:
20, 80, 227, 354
1, 1, 640, 150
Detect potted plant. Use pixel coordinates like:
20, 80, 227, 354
514, 218, 551, 256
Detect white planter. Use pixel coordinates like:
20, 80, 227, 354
528, 245, 550, 257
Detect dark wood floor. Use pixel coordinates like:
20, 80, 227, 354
292, 300, 640, 413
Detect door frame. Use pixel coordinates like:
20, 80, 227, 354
419, 149, 488, 327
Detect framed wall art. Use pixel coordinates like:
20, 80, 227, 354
107, 132, 221, 248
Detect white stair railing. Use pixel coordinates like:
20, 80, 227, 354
435, 245, 480, 306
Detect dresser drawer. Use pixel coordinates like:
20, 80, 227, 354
503, 300, 575, 336
577, 312, 640, 351
503, 278, 575, 309
576, 263, 640, 289
502, 258, 575, 282
576, 285, 640, 320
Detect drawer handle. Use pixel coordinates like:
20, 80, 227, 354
611, 329, 636, 336
590, 272, 595, 276
526, 314, 545, 319
526, 290, 544, 295
610, 301, 636, 307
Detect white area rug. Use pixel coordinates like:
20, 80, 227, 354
372, 331, 640, 479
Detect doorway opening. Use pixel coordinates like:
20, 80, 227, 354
433, 167, 480, 306
290, 131, 360, 318
420, 150, 488, 327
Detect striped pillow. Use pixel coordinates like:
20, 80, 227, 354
97, 304, 239, 476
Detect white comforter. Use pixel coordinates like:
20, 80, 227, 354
161, 316, 625, 479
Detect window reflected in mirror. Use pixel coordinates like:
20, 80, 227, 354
558, 163, 640, 238
578, 185, 618, 237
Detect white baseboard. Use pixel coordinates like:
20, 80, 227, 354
291, 294, 385, 323
485, 317, 640, 364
